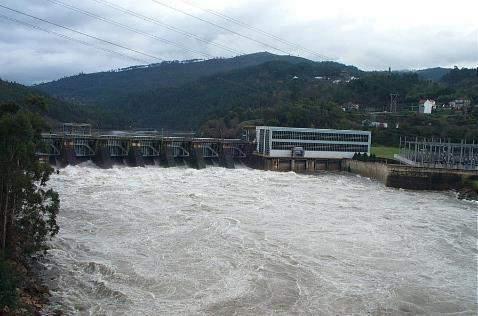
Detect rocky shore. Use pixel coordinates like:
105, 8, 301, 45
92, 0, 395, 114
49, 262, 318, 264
457, 179, 478, 201
458, 187, 478, 201
1, 256, 54, 316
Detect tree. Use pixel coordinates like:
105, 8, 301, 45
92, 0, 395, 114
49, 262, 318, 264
0, 103, 59, 257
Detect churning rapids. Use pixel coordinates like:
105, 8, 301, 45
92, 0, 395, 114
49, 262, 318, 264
42, 165, 477, 315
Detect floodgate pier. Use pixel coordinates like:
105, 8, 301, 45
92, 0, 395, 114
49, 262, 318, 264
38, 124, 251, 169
39, 124, 373, 171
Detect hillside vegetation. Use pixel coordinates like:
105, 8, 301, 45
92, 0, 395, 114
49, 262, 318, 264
0, 102, 60, 312
36, 52, 314, 107
0, 79, 129, 128
0, 79, 90, 124
10, 53, 478, 145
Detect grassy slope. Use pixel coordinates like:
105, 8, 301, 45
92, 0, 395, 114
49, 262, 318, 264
371, 146, 399, 159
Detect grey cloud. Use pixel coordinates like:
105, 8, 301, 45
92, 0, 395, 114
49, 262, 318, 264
0, 0, 476, 84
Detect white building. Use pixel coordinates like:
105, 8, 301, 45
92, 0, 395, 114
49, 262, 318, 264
419, 99, 435, 114
256, 126, 371, 159
449, 99, 471, 109
369, 122, 388, 129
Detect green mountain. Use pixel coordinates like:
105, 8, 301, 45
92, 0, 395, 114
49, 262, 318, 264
97, 60, 361, 129
29, 53, 477, 143
415, 67, 451, 81
35, 52, 313, 107
34, 53, 361, 129
0, 79, 92, 125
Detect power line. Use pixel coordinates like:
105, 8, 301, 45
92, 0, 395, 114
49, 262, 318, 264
1, 10, 305, 112
44, 0, 213, 59
0, 4, 163, 62
150, 0, 295, 57
178, 0, 333, 61
0, 13, 266, 96
0, 3, 298, 98
0, 13, 149, 64
89, 0, 244, 56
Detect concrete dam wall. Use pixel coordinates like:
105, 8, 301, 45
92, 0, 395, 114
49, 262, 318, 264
342, 160, 478, 192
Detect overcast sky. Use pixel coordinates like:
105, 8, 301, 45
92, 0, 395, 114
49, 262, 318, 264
0, 0, 477, 85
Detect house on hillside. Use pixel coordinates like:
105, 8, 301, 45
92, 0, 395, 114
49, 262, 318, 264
362, 120, 388, 129
418, 99, 435, 114
449, 98, 471, 110
342, 102, 361, 111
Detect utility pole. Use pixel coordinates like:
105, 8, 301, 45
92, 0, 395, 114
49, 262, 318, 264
385, 66, 399, 112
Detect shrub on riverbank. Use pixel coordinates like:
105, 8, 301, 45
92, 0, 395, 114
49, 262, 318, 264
458, 177, 478, 201
352, 153, 379, 162
472, 180, 478, 192
0, 259, 17, 310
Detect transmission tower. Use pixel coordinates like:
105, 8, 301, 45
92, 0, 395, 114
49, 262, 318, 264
389, 93, 399, 112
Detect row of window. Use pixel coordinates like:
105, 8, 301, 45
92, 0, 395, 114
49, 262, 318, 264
265, 130, 271, 155
271, 131, 369, 142
258, 130, 270, 154
271, 142, 369, 153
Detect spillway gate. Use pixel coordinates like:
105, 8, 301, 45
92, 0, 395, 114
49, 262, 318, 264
37, 125, 250, 169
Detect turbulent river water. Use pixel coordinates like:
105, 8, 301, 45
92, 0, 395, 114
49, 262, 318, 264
43, 165, 477, 315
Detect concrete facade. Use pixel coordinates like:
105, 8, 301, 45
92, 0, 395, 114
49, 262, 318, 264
343, 160, 478, 191
256, 126, 371, 159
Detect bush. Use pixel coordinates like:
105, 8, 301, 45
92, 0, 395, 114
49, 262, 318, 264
471, 180, 478, 192
0, 259, 17, 309
353, 153, 378, 162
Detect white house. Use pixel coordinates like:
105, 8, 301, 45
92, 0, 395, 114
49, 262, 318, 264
419, 99, 435, 114
449, 98, 471, 109
362, 120, 388, 129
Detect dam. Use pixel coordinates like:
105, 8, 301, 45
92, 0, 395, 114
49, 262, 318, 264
37, 123, 251, 169
38, 124, 372, 171
38, 124, 478, 195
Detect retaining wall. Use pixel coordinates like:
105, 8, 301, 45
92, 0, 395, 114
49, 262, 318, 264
342, 160, 478, 191
342, 160, 390, 184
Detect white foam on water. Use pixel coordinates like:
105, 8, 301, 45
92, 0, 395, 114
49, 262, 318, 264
43, 167, 478, 315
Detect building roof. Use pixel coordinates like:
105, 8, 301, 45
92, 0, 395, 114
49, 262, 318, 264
419, 99, 435, 105
256, 126, 371, 135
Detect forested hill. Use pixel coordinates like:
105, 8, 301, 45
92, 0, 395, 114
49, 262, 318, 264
90, 59, 361, 129
35, 52, 314, 106
58, 60, 475, 132
28, 53, 477, 138
414, 67, 452, 81
0, 79, 93, 124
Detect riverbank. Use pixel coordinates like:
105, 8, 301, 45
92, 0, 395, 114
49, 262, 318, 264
1, 256, 51, 315
458, 179, 478, 201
